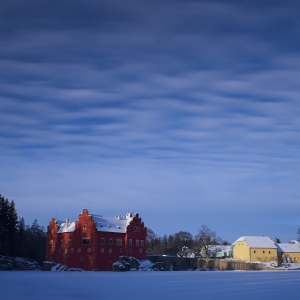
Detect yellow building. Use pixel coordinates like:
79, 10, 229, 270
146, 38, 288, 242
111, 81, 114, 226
232, 236, 277, 262
276, 243, 300, 263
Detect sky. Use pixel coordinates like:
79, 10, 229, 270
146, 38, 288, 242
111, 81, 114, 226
1, 0, 300, 243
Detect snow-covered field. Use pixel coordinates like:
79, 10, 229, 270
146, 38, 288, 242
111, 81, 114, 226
1, 270, 300, 299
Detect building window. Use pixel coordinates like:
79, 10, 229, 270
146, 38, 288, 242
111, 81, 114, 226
63, 257, 66, 261
101, 248, 104, 253
50, 240, 53, 247
87, 248, 91, 253
68, 239, 71, 246
80, 256, 84, 261
109, 238, 113, 245
101, 238, 105, 245
129, 248, 132, 254
136, 240, 139, 247
109, 249, 112, 253
82, 237, 90, 245
58, 249, 61, 253
263, 251, 265, 254
116, 239, 122, 246
65, 249, 68, 254
83, 224, 87, 229
50, 257, 53, 261
134, 226, 140, 232
269, 251, 271, 254
61, 239, 64, 246
78, 248, 81, 253
120, 248, 123, 253
140, 240, 144, 247
140, 248, 142, 253
129, 239, 132, 246
254, 250, 256, 253
71, 248, 74, 253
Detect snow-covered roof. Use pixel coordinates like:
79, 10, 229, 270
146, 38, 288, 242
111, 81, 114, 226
276, 243, 300, 253
232, 236, 276, 248
92, 214, 133, 233
57, 221, 76, 233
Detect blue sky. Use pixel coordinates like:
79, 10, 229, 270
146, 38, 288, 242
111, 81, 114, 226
1, 0, 300, 243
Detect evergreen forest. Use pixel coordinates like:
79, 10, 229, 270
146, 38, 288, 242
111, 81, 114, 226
0, 194, 46, 265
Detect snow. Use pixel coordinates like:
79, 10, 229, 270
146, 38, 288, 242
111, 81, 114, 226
232, 236, 276, 248
92, 214, 133, 233
276, 243, 300, 253
1, 270, 300, 299
57, 222, 76, 233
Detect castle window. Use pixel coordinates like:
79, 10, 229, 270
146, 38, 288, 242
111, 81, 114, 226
140, 240, 144, 247
109, 238, 113, 245
68, 239, 71, 246
61, 239, 64, 246
136, 240, 139, 247
101, 238, 105, 245
50, 257, 53, 261
254, 250, 256, 253
116, 239, 122, 246
87, 248, 91, 253
80, 256, 84, 261
134, 226, 140, 232
71, 248, 74, 253
63, 257, 66, 261
101, 248, 104, 253
58, 249, 61, 253
82, 237, 90, 245
109, 249, 112, 253
139, 248, 143, 253
129, 248, 132, 254
78, 248, 81, 253
83, 224, 87, 229
263, 251, 265, 254
129, 239, 132, 246
65, 249, 68, 253
120, 248, 123, 253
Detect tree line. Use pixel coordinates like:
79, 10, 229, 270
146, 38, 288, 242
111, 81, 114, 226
146, 225, 230, 258
0, 194, 46, 264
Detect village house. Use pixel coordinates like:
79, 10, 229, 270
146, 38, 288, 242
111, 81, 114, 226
232, 236, 278, 262
46, 209, 147, 270
276, 241, 300, 263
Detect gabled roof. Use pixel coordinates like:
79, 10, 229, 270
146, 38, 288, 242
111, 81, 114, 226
92, 214, 133, 233
232, 236, 276, 249
276, 243, 300, 253
57, 221, 76, 233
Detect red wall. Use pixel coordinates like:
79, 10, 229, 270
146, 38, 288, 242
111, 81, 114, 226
46, 209, 147, 271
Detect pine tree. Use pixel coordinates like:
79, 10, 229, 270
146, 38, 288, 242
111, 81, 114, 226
7, 200, 18, 255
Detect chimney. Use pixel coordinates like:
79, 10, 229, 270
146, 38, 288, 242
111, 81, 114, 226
66, 218, 69, 228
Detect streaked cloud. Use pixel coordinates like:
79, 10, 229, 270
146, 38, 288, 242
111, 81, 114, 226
1, 0, 300, 240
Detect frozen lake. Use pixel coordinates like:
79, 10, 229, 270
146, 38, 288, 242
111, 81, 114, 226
1, 270, 300, 299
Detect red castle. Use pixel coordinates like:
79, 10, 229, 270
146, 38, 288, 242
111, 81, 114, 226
46, 209, 147, 270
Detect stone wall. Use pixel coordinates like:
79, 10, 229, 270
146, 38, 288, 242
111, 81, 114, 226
147, 255, 197, 271
197, 258, 271, 270
147, 256, 273, 271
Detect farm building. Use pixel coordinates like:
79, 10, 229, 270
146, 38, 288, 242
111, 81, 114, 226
232, 236, 277, 262
276, 242, 300, 263
46, 209, 147, 270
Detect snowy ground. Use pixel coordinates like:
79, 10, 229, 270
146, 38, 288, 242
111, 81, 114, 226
1, 270, 300, 299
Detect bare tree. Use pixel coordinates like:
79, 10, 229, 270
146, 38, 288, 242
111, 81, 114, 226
194, 225, 222, 259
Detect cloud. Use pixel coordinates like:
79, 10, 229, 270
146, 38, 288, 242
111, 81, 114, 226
1, 0, 300, 240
